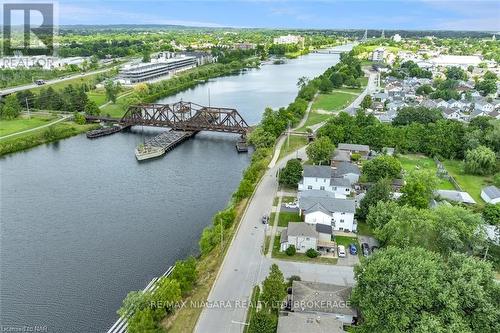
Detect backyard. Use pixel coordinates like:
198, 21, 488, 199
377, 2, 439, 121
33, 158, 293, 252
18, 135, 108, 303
276, 211, 302, 227
397, 154, 455, 190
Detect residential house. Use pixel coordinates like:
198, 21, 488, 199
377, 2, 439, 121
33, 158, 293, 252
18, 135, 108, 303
481, 186, 500, 204
337, 143, 370, 158
298, 165, 357, 196
299, 196, 357, 232
331, 149, 351, 166
289, 280, 357, 325
277, 312, 346, 333
442, 108, 463, 120
435, 189, 476, 205
332, 161, 361, 185
372, 101, 385, 112
280, 223, 318, 253
420, 99, 438, 109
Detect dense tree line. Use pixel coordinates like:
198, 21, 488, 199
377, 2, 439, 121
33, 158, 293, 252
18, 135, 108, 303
317, 110, 499, 160
389, 60, 432, 79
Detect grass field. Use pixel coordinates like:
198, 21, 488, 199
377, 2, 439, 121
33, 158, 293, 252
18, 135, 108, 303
87, 91, 107, 107
279, 135, 308, 160
296, 112, 331, 132
397, 154, 455, 190
272, 236, 338, 264
29, 72, 106, 92
442, 160, 494, 204
0, 115, 57, 137
312, 92, 357, 112
277, 211, 302, 227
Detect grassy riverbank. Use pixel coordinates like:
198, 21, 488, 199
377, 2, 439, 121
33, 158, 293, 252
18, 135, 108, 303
0, 114, 57, 137
0, 121, 99, 156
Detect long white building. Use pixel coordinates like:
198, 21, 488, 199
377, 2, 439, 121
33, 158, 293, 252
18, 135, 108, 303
119, 56, 197, 84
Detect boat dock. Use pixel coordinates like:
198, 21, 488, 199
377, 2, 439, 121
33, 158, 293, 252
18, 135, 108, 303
135, 130, 196, 160
106, 266, 175, 333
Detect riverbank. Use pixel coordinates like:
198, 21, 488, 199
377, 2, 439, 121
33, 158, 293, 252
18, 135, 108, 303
0, 121, 99, 156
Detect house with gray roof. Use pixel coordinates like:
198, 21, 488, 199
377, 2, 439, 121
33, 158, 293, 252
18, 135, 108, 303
277, 312, 346, 333
331, 149, 351, 166
332, 162, 361, 185
337, 143, 370, 158
280, 222, 318, 253
300, 196, 356, 232
298, 165, 353, 197
435, 190, 476, 205
481, 185, 500, 204
290, 281, 357, 324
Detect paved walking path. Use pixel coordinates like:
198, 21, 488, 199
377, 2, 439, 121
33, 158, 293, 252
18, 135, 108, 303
0, 115, 71, 140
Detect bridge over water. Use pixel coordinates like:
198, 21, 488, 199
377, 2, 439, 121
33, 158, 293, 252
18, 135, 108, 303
85, 101, 250, 159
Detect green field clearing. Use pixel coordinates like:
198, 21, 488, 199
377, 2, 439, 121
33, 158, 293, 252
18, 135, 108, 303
279, 135, 308, 160
312, 92, 357, 111
442, 160, 494, 204
0, 115, 57, 137
87, 92, 107, 106
296, 112, 331, 132
397, 154, 455, 190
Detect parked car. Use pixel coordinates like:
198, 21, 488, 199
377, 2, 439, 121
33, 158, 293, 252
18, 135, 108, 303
348, 243, 358, 255
261, 214, 269, 224
337, 245, 346, 258
371, 246, 379, 253
361, 243, 371, 256
35, 79, 45, 85
284, 201, 299, 209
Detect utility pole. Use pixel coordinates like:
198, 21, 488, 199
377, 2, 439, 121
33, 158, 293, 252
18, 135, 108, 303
25, 97, 30, 119
287, 120, 291, 150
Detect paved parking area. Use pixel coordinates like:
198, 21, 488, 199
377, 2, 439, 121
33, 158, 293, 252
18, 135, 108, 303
358, 235, 379, 248
337, 252, 360, 267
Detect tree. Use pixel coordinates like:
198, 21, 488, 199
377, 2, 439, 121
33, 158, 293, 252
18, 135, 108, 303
399, 170, 437, 209
358, 178, 392, 220
483, 204, 500, 225
306, 137, 333, 165
285, 245, 296, 256
475, 79, 497, 96
142, 49, 151, 63
248, 311, 277, 333
296, 76, 309, 89
279, 159, 303, 187
362, 155, 402, 182
351, 247, 500, 333
366, 200, 400, 231
118, 290, 153, 317
445, 66, 467, 80
0, 95, 22, 119
74, 112, 86, 124
84, 100, 100, 115
104, 80, 120, 103
127, 308, 162, 333
392, 106, 443, 126
305, 248, 319, 258
416, 84, 433, 95
260, 264, 286, 313
360, 95, 372, 109
330, 72, 343, 88
152, 277, 181, 313
170, 257, 197, 295
318, 77, 333, 93
464, 145, 496, 175
248, 127, 275, 149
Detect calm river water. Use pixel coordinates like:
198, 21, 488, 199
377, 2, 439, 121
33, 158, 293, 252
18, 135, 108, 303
0, 46, 347, 332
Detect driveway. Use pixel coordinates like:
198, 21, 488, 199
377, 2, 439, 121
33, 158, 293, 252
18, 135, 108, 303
337, 252, 360, 267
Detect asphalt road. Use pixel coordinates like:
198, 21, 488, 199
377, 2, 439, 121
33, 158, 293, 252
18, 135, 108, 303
194, 71, 376, 333
0, 67, 112, 96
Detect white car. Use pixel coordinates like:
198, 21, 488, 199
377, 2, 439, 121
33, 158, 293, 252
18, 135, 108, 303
284, 201, 299, 209
337, 245, 346, 258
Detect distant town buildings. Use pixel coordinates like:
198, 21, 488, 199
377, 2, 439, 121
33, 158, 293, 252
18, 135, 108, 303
392, 34, 402, 42
0, 56, 88, 69
273, 34, 305, 45
371, 47, 385, 62
233, 42, 256, 50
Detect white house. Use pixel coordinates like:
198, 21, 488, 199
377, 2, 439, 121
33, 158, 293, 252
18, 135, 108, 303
300, 196, 357, 232
481, 186, 500, 204
280, 223, 318, 253
298, 165, 354, 196
372, 47, 385, 62
333, 161, 361, 185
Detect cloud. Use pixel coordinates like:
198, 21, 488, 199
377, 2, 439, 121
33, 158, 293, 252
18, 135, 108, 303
58, 3, 226, 27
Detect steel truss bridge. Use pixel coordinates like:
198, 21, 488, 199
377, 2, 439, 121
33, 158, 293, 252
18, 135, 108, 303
86, 101, 249, 135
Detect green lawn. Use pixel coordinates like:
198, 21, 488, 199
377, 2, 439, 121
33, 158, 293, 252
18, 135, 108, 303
397, 154, 455, 190
356, 222, 376, 237
0, 115, 57, 137
279, 135, 308, 160
312, 92, 357, 111
100, 101, 127, 118
296, 112, 331, 132
269, 212, 277, 226
87, 91, 107, 107
442, 160, 493, 204
272, 236, 338, 264
30, 72, 107, 92
277, 211, 302, 227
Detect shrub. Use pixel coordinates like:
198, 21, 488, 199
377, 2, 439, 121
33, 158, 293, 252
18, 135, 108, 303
285, 245, 296, 256
351, 153, 361, 161
306, 248, 319, 258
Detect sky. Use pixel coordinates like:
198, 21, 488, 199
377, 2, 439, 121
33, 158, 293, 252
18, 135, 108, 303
2, 0, 500, 31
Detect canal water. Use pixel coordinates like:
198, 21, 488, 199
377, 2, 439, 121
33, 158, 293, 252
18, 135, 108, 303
0, 47, 346, 332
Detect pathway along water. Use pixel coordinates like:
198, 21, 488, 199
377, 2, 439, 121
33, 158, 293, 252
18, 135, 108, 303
0, 46, 348, 333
